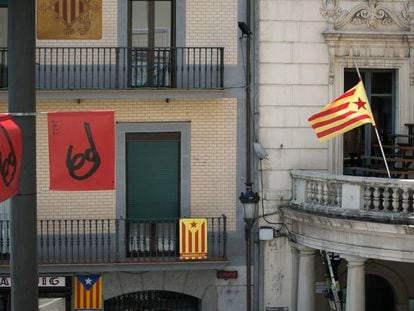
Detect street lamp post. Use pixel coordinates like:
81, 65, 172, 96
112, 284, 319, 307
239, 182, 260, 311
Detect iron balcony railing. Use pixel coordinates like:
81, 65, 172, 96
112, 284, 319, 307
0, 47, 224, 90
0, 216, 227, 265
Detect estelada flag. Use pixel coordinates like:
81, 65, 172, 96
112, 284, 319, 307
0, 114, 21, 202
179, 218, 207, 260
308, 80, 376, 142
48, 111, 114, 190
74, 275, 102, 310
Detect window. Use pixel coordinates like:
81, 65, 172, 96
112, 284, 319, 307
129, 0, 174, 87
116, 123, 190, 219
343, 69, 395, 169
116, 123, 190, 256
130, 0, 173, 48
0, 6, 6, 47
126, 132, 180, 219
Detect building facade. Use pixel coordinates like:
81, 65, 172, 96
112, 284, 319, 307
257, 0, 414, 311
0, 0, 254, 310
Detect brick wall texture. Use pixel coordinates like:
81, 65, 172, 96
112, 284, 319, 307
186, 0, 238, 64
0, 98, 237, 231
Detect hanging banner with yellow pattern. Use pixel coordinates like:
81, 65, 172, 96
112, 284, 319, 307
179, 218, 208, 260
37, 0, 102, 39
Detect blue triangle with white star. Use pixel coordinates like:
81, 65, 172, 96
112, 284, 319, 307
78, 275, 99, 290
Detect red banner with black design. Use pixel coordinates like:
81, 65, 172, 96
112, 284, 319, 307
0, 115, 21, 202
48, 111, 114, 190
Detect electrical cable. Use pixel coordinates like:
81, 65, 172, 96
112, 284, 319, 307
258, 158, 294, 239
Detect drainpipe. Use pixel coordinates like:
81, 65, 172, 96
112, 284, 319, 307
246, 0, 253, 310
246, 0, 252, 184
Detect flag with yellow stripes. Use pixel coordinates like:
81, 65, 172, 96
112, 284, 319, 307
179, 218, 208, 260
74, 275, 102, 310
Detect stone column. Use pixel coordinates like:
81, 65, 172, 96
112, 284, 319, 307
296, 245, 316, 311
343, 255, 366, 311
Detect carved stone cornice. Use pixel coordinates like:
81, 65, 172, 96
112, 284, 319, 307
321, 0, 410, 31
323, 31, 413, 83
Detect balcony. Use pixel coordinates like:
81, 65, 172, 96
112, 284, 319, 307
0, 47, 224, 90
283, 170, 414, 262
0, 216, 227, 270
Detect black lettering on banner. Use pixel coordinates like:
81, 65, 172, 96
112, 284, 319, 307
0, 124, 17, 187
66, 122, 101, 180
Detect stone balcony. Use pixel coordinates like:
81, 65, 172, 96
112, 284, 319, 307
282, 170, 414, 262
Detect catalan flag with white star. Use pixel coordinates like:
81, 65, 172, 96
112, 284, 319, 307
308, 80, 376, 142
74, 275, 102, 310
179, 218, 207, 260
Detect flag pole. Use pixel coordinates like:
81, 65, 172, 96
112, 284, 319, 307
353, 60, 391, 179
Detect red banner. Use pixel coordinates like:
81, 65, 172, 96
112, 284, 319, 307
48, 111, 114, 190
0, 115, 21, 202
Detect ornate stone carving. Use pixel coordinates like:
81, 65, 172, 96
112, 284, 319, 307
321, 0, 346, 30
321, 0, 410, 31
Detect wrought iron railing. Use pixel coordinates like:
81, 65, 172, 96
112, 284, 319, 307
0, 216, 227, 265
0, 47, 224, 90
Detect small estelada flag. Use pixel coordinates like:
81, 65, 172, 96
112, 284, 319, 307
308, 80, 376, 142
47, 111, 114, 190
74, 275, 102, 310
179, 218, 207, 260
0, 114, 21, 203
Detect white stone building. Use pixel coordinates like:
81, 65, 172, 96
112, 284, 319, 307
256, 0, 414, 310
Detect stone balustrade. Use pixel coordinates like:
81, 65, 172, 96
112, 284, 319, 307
291, 170, 414, 215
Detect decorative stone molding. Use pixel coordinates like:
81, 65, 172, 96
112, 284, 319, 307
321, 0, 413, 31
337, 0, 409, 30
321, 0, 347, 30
323, 32, 412, 84
321, 0, 410, 31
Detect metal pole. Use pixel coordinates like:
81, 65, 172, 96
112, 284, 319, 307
246, 222, 253, 311
8, 0, 38, 310
353, 60, 391, 178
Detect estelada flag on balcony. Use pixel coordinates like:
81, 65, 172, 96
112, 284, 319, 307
74, 275, 102, 310
179, 218, 207, 260
0, 115, 22, 203
48, 111, 114, 190
308, 80, 376, 142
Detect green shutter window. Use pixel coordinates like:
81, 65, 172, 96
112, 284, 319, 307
126, 132, 180, 219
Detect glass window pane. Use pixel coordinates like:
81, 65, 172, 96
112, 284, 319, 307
132, 1, 148, 47
0, 8, 7, 47
371, 96, 392, 135
344, 70, 365, 90
155, 2, 171, 47
372, 72, 392, 94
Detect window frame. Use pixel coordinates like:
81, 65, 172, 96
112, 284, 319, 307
116, 122, 190, 221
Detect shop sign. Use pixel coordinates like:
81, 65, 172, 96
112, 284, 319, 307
0, 276, 66, 287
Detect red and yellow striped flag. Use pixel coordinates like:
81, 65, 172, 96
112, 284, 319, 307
179, 218, 208, 260
74, 275, 102, 310
308, 80, 376, 142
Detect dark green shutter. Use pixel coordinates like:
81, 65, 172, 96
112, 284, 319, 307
0, 0, 7, 7
127, 140, 180, 219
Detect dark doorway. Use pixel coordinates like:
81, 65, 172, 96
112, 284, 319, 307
342, 69, 395, 173
365, 274, 395, 311
105, 290, 200, 311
